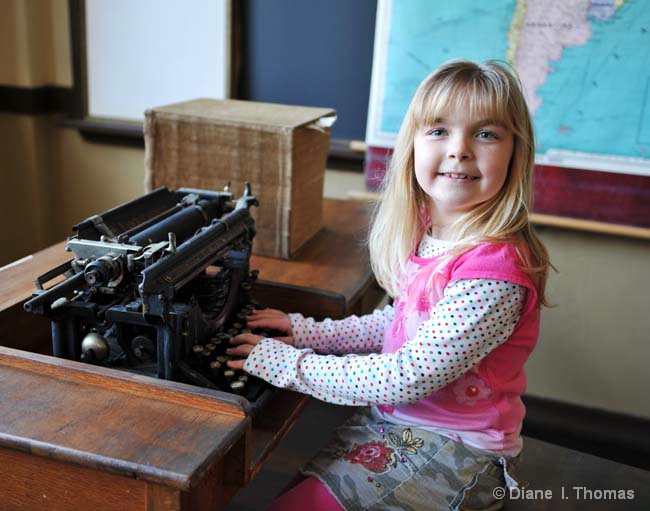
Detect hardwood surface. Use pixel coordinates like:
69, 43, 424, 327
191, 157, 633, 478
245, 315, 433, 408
0, 347, 250, 490
0, 446, 153, 511
0, 243, 70, 313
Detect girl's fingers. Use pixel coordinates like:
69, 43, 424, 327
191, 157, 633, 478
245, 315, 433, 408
226, 344, 254, 357
248, 308, 285, 318
247, 309, 288, 322
246, 309, 292, 334
225, 327, 294, 372
230, 333, 264, 346
246, 318, 291, 333
226, 358, 246, 370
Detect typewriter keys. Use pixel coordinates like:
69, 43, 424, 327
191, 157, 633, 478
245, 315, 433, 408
191, 345, 206, 364
209, 360, 222, 378
230, 380, 246, 395
181, 294, 271, 405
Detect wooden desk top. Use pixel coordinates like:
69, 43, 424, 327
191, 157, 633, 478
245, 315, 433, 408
0, 243, 71, 314
0, 347, 250, 491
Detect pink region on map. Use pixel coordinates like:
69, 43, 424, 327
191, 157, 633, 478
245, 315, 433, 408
515, 0, 593, 114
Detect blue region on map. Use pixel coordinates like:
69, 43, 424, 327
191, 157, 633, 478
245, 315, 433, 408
379, 0, 650, 162
533, 0, 650, 158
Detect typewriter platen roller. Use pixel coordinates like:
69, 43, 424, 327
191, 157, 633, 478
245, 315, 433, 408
24, 185, 274, 410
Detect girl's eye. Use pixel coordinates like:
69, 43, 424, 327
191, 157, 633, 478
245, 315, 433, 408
477, 130, 498, 140
427, 128, 447, 137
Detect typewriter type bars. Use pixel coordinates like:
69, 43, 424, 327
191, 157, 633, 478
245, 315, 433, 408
24, 185, 272, 407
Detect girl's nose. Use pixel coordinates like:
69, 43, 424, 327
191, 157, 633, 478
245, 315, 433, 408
447, 136, 472, 160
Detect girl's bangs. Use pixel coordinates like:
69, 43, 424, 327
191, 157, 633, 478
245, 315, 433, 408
415, 74, 513, 130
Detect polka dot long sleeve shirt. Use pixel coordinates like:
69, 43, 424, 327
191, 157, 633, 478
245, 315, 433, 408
244, 282, 525, 406
243, 236, 526, 406
287, 306, 395, 355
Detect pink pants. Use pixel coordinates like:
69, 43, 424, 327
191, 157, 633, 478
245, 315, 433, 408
266, 476, 343, 511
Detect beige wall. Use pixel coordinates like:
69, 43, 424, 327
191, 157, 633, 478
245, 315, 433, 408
0, 0, 72, 87
50, 128, 146, 231
0, 114, 58, 263
531, 229, 649, 415
2, 0, 649, 420
0, 116, 146, 265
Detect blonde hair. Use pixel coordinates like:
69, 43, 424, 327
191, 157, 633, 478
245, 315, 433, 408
368, 60, 551, 306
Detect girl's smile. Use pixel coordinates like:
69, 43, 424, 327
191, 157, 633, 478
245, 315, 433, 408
436, 172, 480, 181
413, 103, 514, 235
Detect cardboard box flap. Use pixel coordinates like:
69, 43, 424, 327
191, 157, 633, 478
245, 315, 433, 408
147, 98, 336, 131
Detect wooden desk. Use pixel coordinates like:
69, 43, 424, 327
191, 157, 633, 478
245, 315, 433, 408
0, 199, 382, 511
0, 348, 250, 511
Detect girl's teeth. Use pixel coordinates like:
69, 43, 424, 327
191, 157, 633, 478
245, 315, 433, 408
442, 173, 476, 180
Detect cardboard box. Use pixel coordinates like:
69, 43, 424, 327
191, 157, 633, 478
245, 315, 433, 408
144, 99, 336, 258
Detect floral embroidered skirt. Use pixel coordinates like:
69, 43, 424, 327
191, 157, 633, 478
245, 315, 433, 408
301, 408, 521, 511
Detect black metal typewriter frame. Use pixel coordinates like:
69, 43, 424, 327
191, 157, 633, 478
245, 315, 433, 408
23, 186, 274, 414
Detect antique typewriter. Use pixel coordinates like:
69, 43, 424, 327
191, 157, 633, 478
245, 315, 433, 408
24, 184, 274, 412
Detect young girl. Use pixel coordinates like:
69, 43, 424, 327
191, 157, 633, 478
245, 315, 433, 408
227, 60, 550, 511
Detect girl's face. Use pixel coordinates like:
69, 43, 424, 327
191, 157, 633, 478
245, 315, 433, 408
413, 101, 514, 235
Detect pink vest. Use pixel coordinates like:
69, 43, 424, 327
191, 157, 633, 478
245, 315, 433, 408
379, 242, 540, 455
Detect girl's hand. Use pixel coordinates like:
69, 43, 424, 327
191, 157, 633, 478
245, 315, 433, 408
246, 308, 293, 335
226, 332, 294, 370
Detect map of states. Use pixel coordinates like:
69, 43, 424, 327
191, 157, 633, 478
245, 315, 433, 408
369, 0, 650, 175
